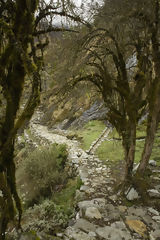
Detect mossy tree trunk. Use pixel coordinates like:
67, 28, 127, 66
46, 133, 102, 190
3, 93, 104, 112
0, 1, 83, 238
0, 1, 40, 239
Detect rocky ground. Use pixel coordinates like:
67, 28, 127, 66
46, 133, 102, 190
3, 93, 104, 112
25, 111, 160, 240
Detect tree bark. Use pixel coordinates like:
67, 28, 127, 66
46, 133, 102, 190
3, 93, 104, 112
122, 122, 136, 180
137, 86, 160, 174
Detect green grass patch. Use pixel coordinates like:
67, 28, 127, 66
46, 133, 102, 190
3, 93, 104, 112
108, 128, 120, 139
136, 124, 147, 138
76, 120, 106, 150
96, 140, 124, 164
96, 123, 160, 166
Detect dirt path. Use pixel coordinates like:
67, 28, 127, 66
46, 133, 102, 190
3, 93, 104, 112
29, 122, 160, 240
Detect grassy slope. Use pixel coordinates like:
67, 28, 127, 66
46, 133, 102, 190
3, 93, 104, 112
76, 120, 106, 150
97, 123, 160, 166
76, 120, 160, 167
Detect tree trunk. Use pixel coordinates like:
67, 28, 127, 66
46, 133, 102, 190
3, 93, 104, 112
137, 1, 160, 174
122, 123, 136, 180
137, 93, 160, 174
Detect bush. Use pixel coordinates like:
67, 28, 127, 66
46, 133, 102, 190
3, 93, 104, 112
23, 144, 68, 205
23, 199, 75, 234
22, 178, 82, 235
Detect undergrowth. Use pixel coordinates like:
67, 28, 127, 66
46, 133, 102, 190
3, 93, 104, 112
17, 143, 68, 207
22, 177, 82, 235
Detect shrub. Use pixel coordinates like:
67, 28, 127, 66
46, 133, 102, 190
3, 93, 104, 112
23, 144, 68, 205
22, 178, 82, 235
23, 199, 75, 234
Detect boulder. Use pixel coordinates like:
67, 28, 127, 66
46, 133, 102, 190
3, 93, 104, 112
125, 219, 147, 238
147, 189, 160, 198
125, 188, 140, 201
149, 160, 157, 166
150, 230, 160, 240
96, 226, 132, 240
148, 208, 159, 216
65, 227, 96, 240
73, 218, 97, 233
85, 207, 102, 220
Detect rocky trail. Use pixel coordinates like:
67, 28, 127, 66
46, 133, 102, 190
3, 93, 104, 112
27, 113, 160, 240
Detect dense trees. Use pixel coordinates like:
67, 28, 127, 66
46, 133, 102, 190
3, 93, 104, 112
0, 0, 83, 238
65, 0, 160, 182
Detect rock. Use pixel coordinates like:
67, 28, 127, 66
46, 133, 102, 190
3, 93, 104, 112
126, 215, 141, 221
80, 185, 90, 192
147, 189, 160, 198
105, 203, 115, 212
56, 233, 63, 237
109, 194, 118, 201
70, 100, 108, 128
85, 207, 102, 220
75, 190, 86, 201
133, 163, 140, 172
118, 205, 127, 213
96, 226, 132, 240
78, 200, 96, 211
155, 185, 160, 191
79, 167, 89, 182
152, 216, 160, 222
111, 221, 127, 230
149, 160, 157, 166
125, 219, 147, 237
127, 207, 146, 217
125, 187, 140, 201
150, 230, 160, 240
153, 177, 160, 181
148, 208, 159, 216
78, 198, 106, 211
88, 232, 97, 237
73, 219, 97, 233
65, 227, 96, 240
142, 215, 159, 230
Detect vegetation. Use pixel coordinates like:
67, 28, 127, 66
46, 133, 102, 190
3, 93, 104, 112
76, 120, 106, 150
17, 144, 68, 206
0, 0, 86, 237
1, 0, 160, 238
96, 123, 160, 168
56, 0, 160, 184
15, 144, 82, 237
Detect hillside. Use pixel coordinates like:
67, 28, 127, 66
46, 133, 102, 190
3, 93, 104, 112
1, 1, 160, 240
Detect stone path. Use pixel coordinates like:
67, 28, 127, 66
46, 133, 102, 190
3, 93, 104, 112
29, 121, 160, 240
